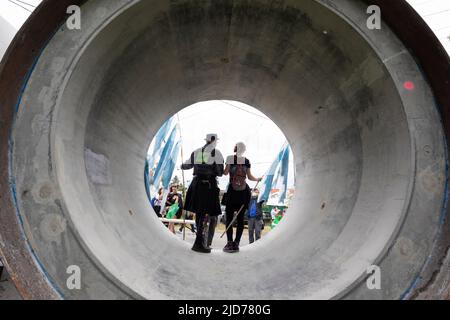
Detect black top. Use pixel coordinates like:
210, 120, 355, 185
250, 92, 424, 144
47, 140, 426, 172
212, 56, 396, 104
226, 155, 251, 183
182, 145, 224, 178
166, 192, 183, 209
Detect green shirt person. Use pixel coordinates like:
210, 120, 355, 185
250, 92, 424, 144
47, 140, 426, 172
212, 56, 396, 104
166, 202, 179, 220
271, 210, 284, 229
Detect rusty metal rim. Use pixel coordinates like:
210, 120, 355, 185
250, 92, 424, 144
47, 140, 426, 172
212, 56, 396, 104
0, 0, 449, 299
0, 0, 87, 300
361, 0, 450, 300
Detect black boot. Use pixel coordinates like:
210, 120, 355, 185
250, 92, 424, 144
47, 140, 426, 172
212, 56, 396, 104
192, 242, 211, 253
223, 241, 236, 253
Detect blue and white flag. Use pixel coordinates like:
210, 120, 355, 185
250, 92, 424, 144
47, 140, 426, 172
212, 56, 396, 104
161, 141, 181, 189
151, 125, 178, 189
147, 117, 174, 172
258, 142, 289, 204
277, 145, 290, 204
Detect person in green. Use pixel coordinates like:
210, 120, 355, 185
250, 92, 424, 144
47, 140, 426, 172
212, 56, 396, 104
271, 209, 284, 229
166, 194, 180, 234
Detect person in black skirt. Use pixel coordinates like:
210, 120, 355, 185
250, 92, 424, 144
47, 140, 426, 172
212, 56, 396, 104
181, 134, 224, 253
223, 142, 262, 253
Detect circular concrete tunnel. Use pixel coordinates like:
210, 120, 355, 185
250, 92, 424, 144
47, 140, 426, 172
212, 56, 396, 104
1, 0, 450, 300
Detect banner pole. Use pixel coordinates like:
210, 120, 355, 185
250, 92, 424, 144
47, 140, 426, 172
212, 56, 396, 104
177, 114, 189, 241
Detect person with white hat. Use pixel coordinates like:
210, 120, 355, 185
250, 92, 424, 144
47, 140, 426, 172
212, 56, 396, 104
181, 134, 224, 253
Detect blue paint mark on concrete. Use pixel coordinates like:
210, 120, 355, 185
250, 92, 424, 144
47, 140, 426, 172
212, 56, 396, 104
7, 25, 66, 300
400, 110, 450, 300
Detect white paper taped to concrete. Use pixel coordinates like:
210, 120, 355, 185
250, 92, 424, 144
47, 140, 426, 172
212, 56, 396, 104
85, 148, 112, 185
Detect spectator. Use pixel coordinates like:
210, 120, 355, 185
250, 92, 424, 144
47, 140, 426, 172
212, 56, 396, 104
151, 188, 163, 217
165, 194, 179, 234
166, 185, 183, 219
271, 209, 284, 229
270, 206, 279, 221
247, 189, 265, 244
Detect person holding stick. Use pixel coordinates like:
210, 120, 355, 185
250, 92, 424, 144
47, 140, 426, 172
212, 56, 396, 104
181, 134, 224, 253
223, 142, 262, 253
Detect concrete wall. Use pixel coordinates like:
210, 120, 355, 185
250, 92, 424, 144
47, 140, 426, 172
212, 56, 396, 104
0, 17, 22, 300
1, 0, 449, 299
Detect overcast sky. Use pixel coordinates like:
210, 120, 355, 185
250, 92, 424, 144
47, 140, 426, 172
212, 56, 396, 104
406, 0, 450, 52
151, 100, 295, 190
0, 0, 40, 28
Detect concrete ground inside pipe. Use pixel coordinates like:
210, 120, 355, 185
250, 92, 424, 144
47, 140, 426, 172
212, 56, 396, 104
10, 0, 446, 299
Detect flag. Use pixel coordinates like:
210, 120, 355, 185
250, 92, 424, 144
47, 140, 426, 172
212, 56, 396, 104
277, 145, 290, 204
147, 117, 174, 172
144, 159, 152, 203
145, 118, 173, 203
161, 141, 181, 189
151, 125, 178, 189
258, 142, 289, 203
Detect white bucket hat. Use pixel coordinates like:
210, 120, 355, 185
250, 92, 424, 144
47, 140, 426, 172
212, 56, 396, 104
205, 134, 219, 142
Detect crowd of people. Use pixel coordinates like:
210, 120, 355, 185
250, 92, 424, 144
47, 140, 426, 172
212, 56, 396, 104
151, 133, 285, 254
151, 185, 196, 234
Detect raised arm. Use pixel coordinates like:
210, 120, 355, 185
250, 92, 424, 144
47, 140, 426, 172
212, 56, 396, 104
181, 152, 195, 170
247, 168, 262, 182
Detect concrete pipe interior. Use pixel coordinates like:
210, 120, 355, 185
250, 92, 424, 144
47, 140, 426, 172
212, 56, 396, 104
8, 0, 448, 299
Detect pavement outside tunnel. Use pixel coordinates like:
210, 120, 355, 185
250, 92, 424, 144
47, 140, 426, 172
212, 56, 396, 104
172, 221, 274, 249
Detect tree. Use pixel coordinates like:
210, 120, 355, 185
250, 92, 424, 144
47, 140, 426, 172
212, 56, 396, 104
171, 175, 180, 186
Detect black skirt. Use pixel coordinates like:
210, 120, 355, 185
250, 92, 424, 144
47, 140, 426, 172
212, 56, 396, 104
225, 184, 251, 211
184, 177, 222, 216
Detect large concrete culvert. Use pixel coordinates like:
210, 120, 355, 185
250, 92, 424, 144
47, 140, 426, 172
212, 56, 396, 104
1, 0, 450, 300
